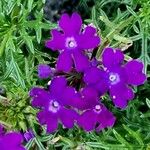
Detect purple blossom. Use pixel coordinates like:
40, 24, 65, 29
38, 64, 52, 79
84, 47, 147, 108
23, 129, 34, 142
0, 131, 25, 150
30, 77, 78, 133
77, 103, 116, 132
61, 86, 116, 131
62, 86, 99, 110
46, 12, 100, 72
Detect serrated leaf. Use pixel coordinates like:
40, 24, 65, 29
139, 32, 150, 73
10, 52, 26, 88
21, 29, 34, 54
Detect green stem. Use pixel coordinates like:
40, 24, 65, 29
96, 16, 134, 59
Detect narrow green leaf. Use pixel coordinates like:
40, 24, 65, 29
123, 125, 144, 146
35, 138, 46, 150
133, 25, 140, 34
36, 27, 42, 43
126, 6, 137, 17
0, 34, 8, 57
28, 0, 33, 12
146, 98, 150, 108
91, 6, 98, 28
21, 29, 34, 54
113, 129, 132, 150
25, 138, 35, 150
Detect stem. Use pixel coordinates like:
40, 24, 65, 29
96, 16, 134, 59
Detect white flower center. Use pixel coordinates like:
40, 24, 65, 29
65, 37, 77, 48
109, 73, 120, 85
94, 104, 102, 113
49, 100, 60, 113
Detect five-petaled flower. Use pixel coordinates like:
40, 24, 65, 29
84, 47, 147, 108
77, 103, 116, 132
46, 12, 100, 72
30, 77, 78, 133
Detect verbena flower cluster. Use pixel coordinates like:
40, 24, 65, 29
30, 12, 146, 133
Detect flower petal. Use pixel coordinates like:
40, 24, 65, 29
30, 87, 50, 107
124, 60, 147, 85
102, 47, 124, 68
79, 87, 99, 109
59, 13, 82, 35
84, 67, 105, 84
37, 111, 58, 133
45, 29, 65, 51
38, 64, 52, 79
83, 26, 97, 36
56, 51, 73, 72
77, 110, 97, 131
109, 84, 134, 108
73, 51, 90, 72
62, 87, 79, 106
3, 132, 23, 146
96, 107, 116, 131
70, 12, 82, 34
94, 79, 109, 95
49, 77, 67, 98
79, 30, 100, 50
59, 108, 78, 128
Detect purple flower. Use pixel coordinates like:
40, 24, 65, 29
77, 103, 116, 132
62, 86, 99, 110
84, 47, 147, 108
0, 132, 25, 150
61, 86, 116, 131
30, 77, 78, 133
38, 64, 52, 79
23, 129, 34, 142
46, 12, 100, 72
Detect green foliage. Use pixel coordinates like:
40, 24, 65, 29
0, 0, 56, 88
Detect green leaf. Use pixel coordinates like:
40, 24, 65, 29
20, 29, 34, 54
133, 25, 140, 34
28, 0, 33, 12
112, 129, 132, 150
139, 32, 150, 74
25, 138, 35, 150
36, 27, 42, 44
91, 6, 99, 28
123, 125, 144, 146
10, 52, 26, 88
126, 6, 138, 17
35, 138, 46, 150
146, 98, 150, 108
